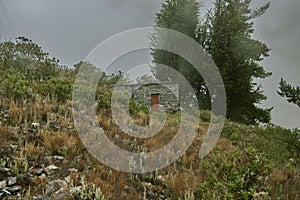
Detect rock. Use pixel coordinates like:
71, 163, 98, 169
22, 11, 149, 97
44, 165, 58, 175
54, 155, 64, 160
7, 185, 21, 193
7, 177, 17, 186
52, 189, 70, 200
70, 186, 82, 194
46, 179, 69, 200
144, 182, 151, 187
31, 168, 44, 176
2, 189, 11, 195
0, 180, 7, 189
31, 122, 40, 128
9, 144, 17, 149
3, 168, 10, 172
124, 185, 137, 193
68, 168, 78, 173
64, 176, 71, 183
45, 165, 58, 170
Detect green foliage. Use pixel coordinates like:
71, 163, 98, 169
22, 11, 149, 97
222, 121, 300, 164
201, 0, 272, 124
278, 78, 300, 107
222, 121, 243, 141
197, 147, 272, 199
95, 71, 125, 111
151, 0, 211, 109
200, 110, 211, 122
0, 72, 30, 101
254, 126, 300, 161
152, 0, 272, 123
129, 98, 150, 116
0, 37, 59, 82
37, 75, 73, 103
0, 37, 65, 103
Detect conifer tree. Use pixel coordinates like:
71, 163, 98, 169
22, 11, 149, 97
278, 78, 300, 107
202, 0, 272, 124
151, 0, 211, 109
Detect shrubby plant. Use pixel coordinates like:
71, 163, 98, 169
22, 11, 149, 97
71, 175, 105, 200
0, 72, 30, 101
37, 76, 73, 103
197, 147, 272, 199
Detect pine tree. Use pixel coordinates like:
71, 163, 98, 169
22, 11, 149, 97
278, 78, 300, 107
202, 0, 272, 124
151, 0, 211, 109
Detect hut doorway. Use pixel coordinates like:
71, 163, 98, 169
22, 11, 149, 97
151, 93, 160, 111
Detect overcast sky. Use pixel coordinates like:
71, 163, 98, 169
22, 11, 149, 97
0, 0, 299, 129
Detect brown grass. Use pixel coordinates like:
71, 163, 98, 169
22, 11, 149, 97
42, 131, 75, 155
24, 142, 42, 160
0, 126, 15, 153
165, 170, 199, 199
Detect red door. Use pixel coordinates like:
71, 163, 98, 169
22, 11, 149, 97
151, 93, 159, 111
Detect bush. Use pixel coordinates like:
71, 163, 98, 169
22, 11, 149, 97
129, 98, 149, 116
37, 76, 73, 103
0, 72, 30, 101
196, 147, 272, 199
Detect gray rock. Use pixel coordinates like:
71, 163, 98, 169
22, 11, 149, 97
51, 189, 70, 200
0, 180, 7, 189
124, 185, 137, 193
46, 179, 69, 199
45, 165, 58, 170
7, 185, 21, 193
31, 168, 44, 176
44, 165, 58, 175
68, 168, 78, 173
54, 155, 64, 160
7, 177, 17, 186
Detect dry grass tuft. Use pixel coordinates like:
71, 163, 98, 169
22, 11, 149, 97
42, 131, 75, 155
0, 126, 12, 151
165, 170, 198, 199
24, 142, 43, 162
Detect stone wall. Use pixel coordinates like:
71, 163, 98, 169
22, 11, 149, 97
115, 83, 179, 110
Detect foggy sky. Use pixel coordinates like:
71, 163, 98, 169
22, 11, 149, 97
0, 0, 299, 128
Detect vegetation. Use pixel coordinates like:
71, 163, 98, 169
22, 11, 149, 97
202, 0, 272, 124
1, 96, 299, 199
0, 0, 299, 199
151, 0, 211, 109
197, 147, 272, 199
152, 0, 272, 124
278, 78, 300, 107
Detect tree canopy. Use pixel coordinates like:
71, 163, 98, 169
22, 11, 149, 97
202, 0, 272, 124
151, 0, 211, 109
152, 0, 272, 124
278, 78, 300, 107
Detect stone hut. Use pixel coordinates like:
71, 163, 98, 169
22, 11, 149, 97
114, 83, 179, 111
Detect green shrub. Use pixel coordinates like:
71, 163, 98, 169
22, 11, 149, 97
129, 98, 149, 116
0, 72, 30, 101
222, 121, 243, 141
200, 110, 211, 122
37, 76, 73, 103
252, 125, 300, 164
196, 147, 272, 199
